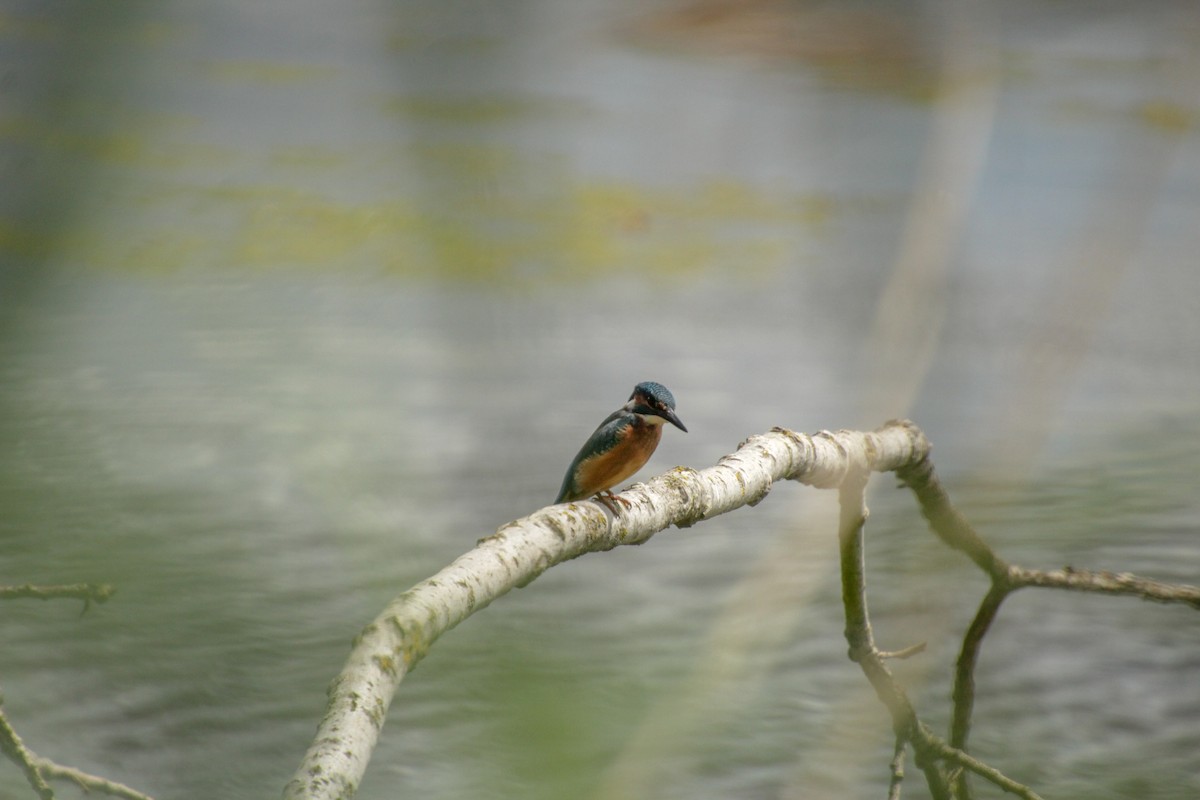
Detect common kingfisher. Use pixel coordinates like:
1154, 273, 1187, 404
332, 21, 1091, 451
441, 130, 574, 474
555, 381, 687, 510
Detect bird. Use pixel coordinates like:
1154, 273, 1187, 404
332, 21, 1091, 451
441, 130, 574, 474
555, 381, 687, 511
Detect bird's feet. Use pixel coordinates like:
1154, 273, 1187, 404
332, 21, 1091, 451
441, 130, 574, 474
593, 490, 632, 513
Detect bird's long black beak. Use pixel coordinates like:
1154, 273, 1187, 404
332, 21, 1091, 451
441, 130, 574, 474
662, 408, 687, 433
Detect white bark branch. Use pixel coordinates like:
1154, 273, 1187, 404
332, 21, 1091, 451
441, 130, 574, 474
282, 421, 930, 799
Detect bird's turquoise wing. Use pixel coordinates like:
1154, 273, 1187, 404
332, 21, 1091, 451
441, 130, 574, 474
555, 410, 632, 502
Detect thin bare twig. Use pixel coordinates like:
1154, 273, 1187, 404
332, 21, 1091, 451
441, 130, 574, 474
837, 467, 952, 800
34, 758, 155, 800
0, 583, 116, 613
839, 464, 1047, 800
1009, 566, 1200, 608
2, 588, 151, 800
0, 704, 54, 800
918, 729, 1044, 800
0, 702, 154, 800
896, 446, 1200, 788
888, 735, 907, 800
894, 457, 1009, 578
880, 642, 927, 661
896, 456, 1200, 607
952, 583, 1009, 751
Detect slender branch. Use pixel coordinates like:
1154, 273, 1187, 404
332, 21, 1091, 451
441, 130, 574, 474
880, 642, 927, 660
895, 455, 1200, 608
952, 583, 1009, 751
0, 701, 155, 800
894, 456, 1009, 578
2, 590, 151, 800
838, 464, 1046, 800
888, 733, 907, 800
918, 729, 1044, 800
0, 583, 116, 612
0, 705, 54, 800
838, 466, 875, 656
33, 757, 155, 800
899, 443, 1200, 793
1009, 566, 1200, 608
837, 467, 952, 800
945, 561, 1200, 787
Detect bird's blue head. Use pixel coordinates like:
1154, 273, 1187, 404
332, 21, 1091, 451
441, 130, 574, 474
628, 381, 687, 432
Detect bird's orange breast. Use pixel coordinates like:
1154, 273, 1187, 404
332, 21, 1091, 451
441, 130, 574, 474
574, 422, 663, 496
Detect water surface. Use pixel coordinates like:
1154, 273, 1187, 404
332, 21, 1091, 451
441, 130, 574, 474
2, 1, 1199, 798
